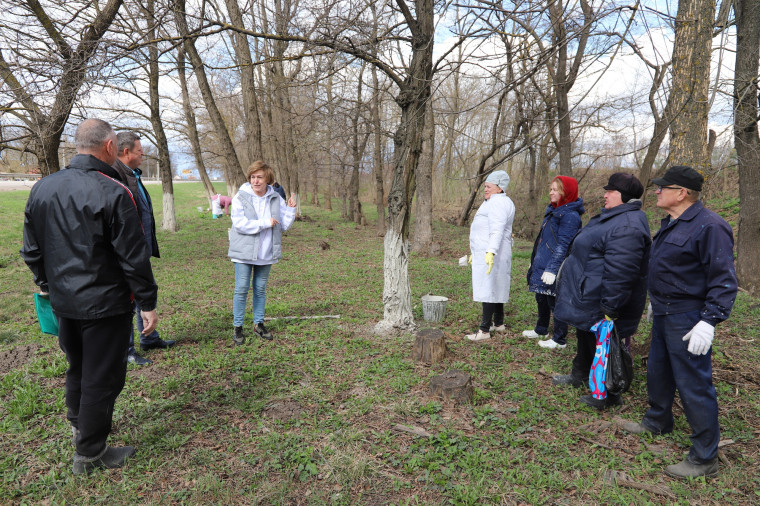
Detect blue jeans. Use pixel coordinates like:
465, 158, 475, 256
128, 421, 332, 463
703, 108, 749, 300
534, 293, 569, 345
642, 310, 720, 463
233, 263, 272, 327
128, 302, 161, 354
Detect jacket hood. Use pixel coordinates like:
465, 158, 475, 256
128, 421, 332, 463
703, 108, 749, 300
546, 197, 585, 217
239, 182, 275, 199
553, 176, 579, 208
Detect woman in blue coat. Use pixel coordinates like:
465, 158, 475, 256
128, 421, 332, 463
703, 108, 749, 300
552, 173, 651, 409
523, 176, 584, 349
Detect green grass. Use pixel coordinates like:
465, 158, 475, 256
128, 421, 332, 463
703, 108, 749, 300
1, 182, 759, 503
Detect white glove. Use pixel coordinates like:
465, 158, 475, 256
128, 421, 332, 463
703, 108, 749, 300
682, 321, 714, 355
541, 271, 556, 285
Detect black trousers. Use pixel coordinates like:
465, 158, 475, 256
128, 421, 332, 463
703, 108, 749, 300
570, 328, 596, 384
58, 313, 131, 457
479, 302, 504, 332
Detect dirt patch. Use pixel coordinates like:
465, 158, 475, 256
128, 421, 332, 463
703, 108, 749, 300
0, 343, 42, 375
262, 400, 304, 421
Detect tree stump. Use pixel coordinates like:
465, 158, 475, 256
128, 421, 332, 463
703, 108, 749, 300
412, 328, 447, 365
429, 369, 473, 404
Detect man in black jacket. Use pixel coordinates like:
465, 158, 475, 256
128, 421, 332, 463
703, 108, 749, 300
21, 118, 159, 475
113, 131, 175, 365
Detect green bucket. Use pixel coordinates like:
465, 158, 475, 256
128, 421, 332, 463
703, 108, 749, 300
34, 293, 59, 336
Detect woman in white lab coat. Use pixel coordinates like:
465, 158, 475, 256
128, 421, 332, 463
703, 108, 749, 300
466, 170, 515, 342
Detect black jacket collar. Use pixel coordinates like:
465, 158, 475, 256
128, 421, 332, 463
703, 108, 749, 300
67, 154, 121, 180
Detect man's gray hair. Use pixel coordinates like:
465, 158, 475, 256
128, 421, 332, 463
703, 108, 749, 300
117, 131, 141, 154
75, 119, 115, 151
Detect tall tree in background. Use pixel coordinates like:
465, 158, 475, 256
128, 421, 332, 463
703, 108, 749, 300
667, 0, 715, 169
0, 0, 123, 175
177, 46, 216, 205
173, 0, 246, 196
548, 0, 594, 177
223, 0, 264, 167
140, 0, 177, 231
734, 0, 760, 293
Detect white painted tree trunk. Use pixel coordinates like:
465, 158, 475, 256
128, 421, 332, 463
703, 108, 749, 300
162, 191, 177, 232
374, 226, 415, 335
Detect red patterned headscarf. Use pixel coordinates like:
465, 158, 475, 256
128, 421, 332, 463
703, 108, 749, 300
553, 176, 579, 208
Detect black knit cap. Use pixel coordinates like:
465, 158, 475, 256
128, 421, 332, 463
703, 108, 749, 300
603, 172, 644, 202
652, 165, 704, 192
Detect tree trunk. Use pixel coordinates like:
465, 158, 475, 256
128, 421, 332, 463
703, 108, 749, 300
412, 328, 446, 365
173, 0, 246, 196
371, 4, 386, 235
224, 0, 264, 166
374, 0, 434, 335
349, 64, 367, 224
412, 99, 434, 253
667, 0, 715, 171
734, 0, 760, 293
177, 47, 216, 206
548, 0, 593, 177
144, 0, 176, 232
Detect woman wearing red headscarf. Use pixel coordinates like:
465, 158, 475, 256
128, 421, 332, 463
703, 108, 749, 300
523, 176, 585, 349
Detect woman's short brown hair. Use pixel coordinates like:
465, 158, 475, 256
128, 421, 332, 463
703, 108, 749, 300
246, 160, 274, 184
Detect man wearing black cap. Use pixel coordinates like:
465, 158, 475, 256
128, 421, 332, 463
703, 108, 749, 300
621, 165, 737, 479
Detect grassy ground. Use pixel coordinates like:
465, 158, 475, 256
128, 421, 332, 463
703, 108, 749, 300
1, 183, 759, 504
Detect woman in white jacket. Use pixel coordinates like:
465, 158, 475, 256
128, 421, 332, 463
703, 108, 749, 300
467, 170, 515, 342
228, 161, 296, 345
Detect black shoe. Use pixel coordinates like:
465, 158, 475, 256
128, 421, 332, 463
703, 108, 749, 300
551, 374, 583, 388
254, 322, 273, 341
141, 339, 176, 351
579, 394, 623, 410
233, 326, 245, 346
665, 457, 719, 479
72, 445, 135, 475
127, 352, 152, 366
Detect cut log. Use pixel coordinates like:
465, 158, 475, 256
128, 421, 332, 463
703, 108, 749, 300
412, 328, 447, 365
430, 369, 473, 404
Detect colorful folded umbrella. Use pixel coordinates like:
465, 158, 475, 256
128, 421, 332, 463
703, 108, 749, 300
589, 318, 613, 400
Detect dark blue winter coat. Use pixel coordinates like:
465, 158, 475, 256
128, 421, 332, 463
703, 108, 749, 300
527, 199, 585, 296
554, 200, 651, 338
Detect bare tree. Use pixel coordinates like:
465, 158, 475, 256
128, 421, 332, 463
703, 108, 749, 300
173, 0, 246, 196
667, 0, 716, 169
177, 46, 216, 205
223, 0, 263, 166
141, 0, 177, 231
0, 0, 124, 175
734, 0, 760, 292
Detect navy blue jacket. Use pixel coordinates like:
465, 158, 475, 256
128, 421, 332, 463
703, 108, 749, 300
527, 199, 585, 296
649, 201, 737, 326
554, 200, 651, 337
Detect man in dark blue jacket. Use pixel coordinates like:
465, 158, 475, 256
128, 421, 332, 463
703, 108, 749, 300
113, 132, 175, 365
622, 166, 737, 479
21, 119, 158, 474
